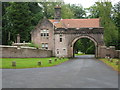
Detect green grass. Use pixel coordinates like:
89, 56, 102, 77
75, 53, 85, 56
99, 58, 120, 72
75, 53, 93, 56
1, 57, 69, 69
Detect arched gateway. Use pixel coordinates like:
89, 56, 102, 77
31, 6, 106, 58
71, 36, 101, 57
55, 27, 105, 57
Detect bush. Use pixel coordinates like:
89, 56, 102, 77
28, 43, 39, 49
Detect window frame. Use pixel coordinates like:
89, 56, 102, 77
40, 29, 49, 37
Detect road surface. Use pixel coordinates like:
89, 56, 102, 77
2, 55, 118, 88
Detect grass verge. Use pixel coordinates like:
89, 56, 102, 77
1, 57, 69, 69
75, 53, 85, 56
99, 58, 120, 72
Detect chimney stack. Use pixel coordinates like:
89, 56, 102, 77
54, 5, 61, 20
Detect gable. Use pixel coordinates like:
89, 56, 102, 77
31, 18, 53, 33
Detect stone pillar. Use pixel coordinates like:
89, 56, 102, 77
54, 5, 61, 20
67, 46, 73, 58
97, 45, 101, 58
17, 34, 20, 43
95, 45, 98, 58
12, 61, 16, 67
38, 61, 41, 66
114, 50, 120, 58
109, 46, 115, 58
98, 45, 107, 58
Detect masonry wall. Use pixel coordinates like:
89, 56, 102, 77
1, 46, 52, 58
99, 46, 120, 58
31, 19, 55, 56
54, 34, 68, 57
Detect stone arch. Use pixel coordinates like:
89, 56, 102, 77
68, 35, 99, 58
71, 35, 98, 47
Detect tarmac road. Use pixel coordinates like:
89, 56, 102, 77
2, 55, 118, 88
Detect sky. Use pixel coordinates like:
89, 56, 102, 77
64, 0, 119, 8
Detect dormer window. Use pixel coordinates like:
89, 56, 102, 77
41, 29, 49, 37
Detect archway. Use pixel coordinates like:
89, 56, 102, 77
69, 35, 99, 58
73, 38, 96, 57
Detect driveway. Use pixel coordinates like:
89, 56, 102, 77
2, 55, 118, 88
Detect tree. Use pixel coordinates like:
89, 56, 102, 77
28, 2, 44, 26
74, 38, 95, 54
2, 2, 11, 45
3, 2, 32, 44
69, 4, 86, 19
113, 2, 120, 49
38, 2, 74, 19
97, 2, 118, 47
86, 4, 99, 18
87, 1, 118, 48
61, 4, 74, 19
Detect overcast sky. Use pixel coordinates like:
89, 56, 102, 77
64, 0, 119, 8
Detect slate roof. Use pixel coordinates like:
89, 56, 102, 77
49, 18, 100, 28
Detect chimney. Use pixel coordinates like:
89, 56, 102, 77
54, 5, 61, 20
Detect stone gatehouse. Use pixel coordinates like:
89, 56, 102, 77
31, 6, 119, 58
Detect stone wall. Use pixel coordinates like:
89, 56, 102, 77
99, 46, 120, 58
1, 46, 52, 58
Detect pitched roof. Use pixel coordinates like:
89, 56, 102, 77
49, 18, 100, 28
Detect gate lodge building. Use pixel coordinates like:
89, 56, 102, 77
31, 6, 119, 58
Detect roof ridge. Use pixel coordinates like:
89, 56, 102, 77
49, 18, 100, 20
62, 18, 99, 20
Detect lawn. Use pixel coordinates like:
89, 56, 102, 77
99, 58, 120, 72
75, 53, 85, 56
1, 57, 69, 69
75, 53, 93, 56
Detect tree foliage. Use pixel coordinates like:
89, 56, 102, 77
2, 1, 119, 52
74, 38, 95, 54
3, 2, 32, 44
69, 4, 86, 19
87, 1, 118, 49
113, 2, 120, 49
97, 2, 118, 47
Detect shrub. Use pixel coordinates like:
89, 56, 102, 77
28, 43, 39, 49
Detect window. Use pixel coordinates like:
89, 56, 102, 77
42, 43, 45, 48
40, 29, 49, 37
57, 49, 59, 54
60, 38, 62, 42
42, 43, 48, 49
41, 33, 44, 36
46, 33, 49, 36
45, 43, 48, 49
